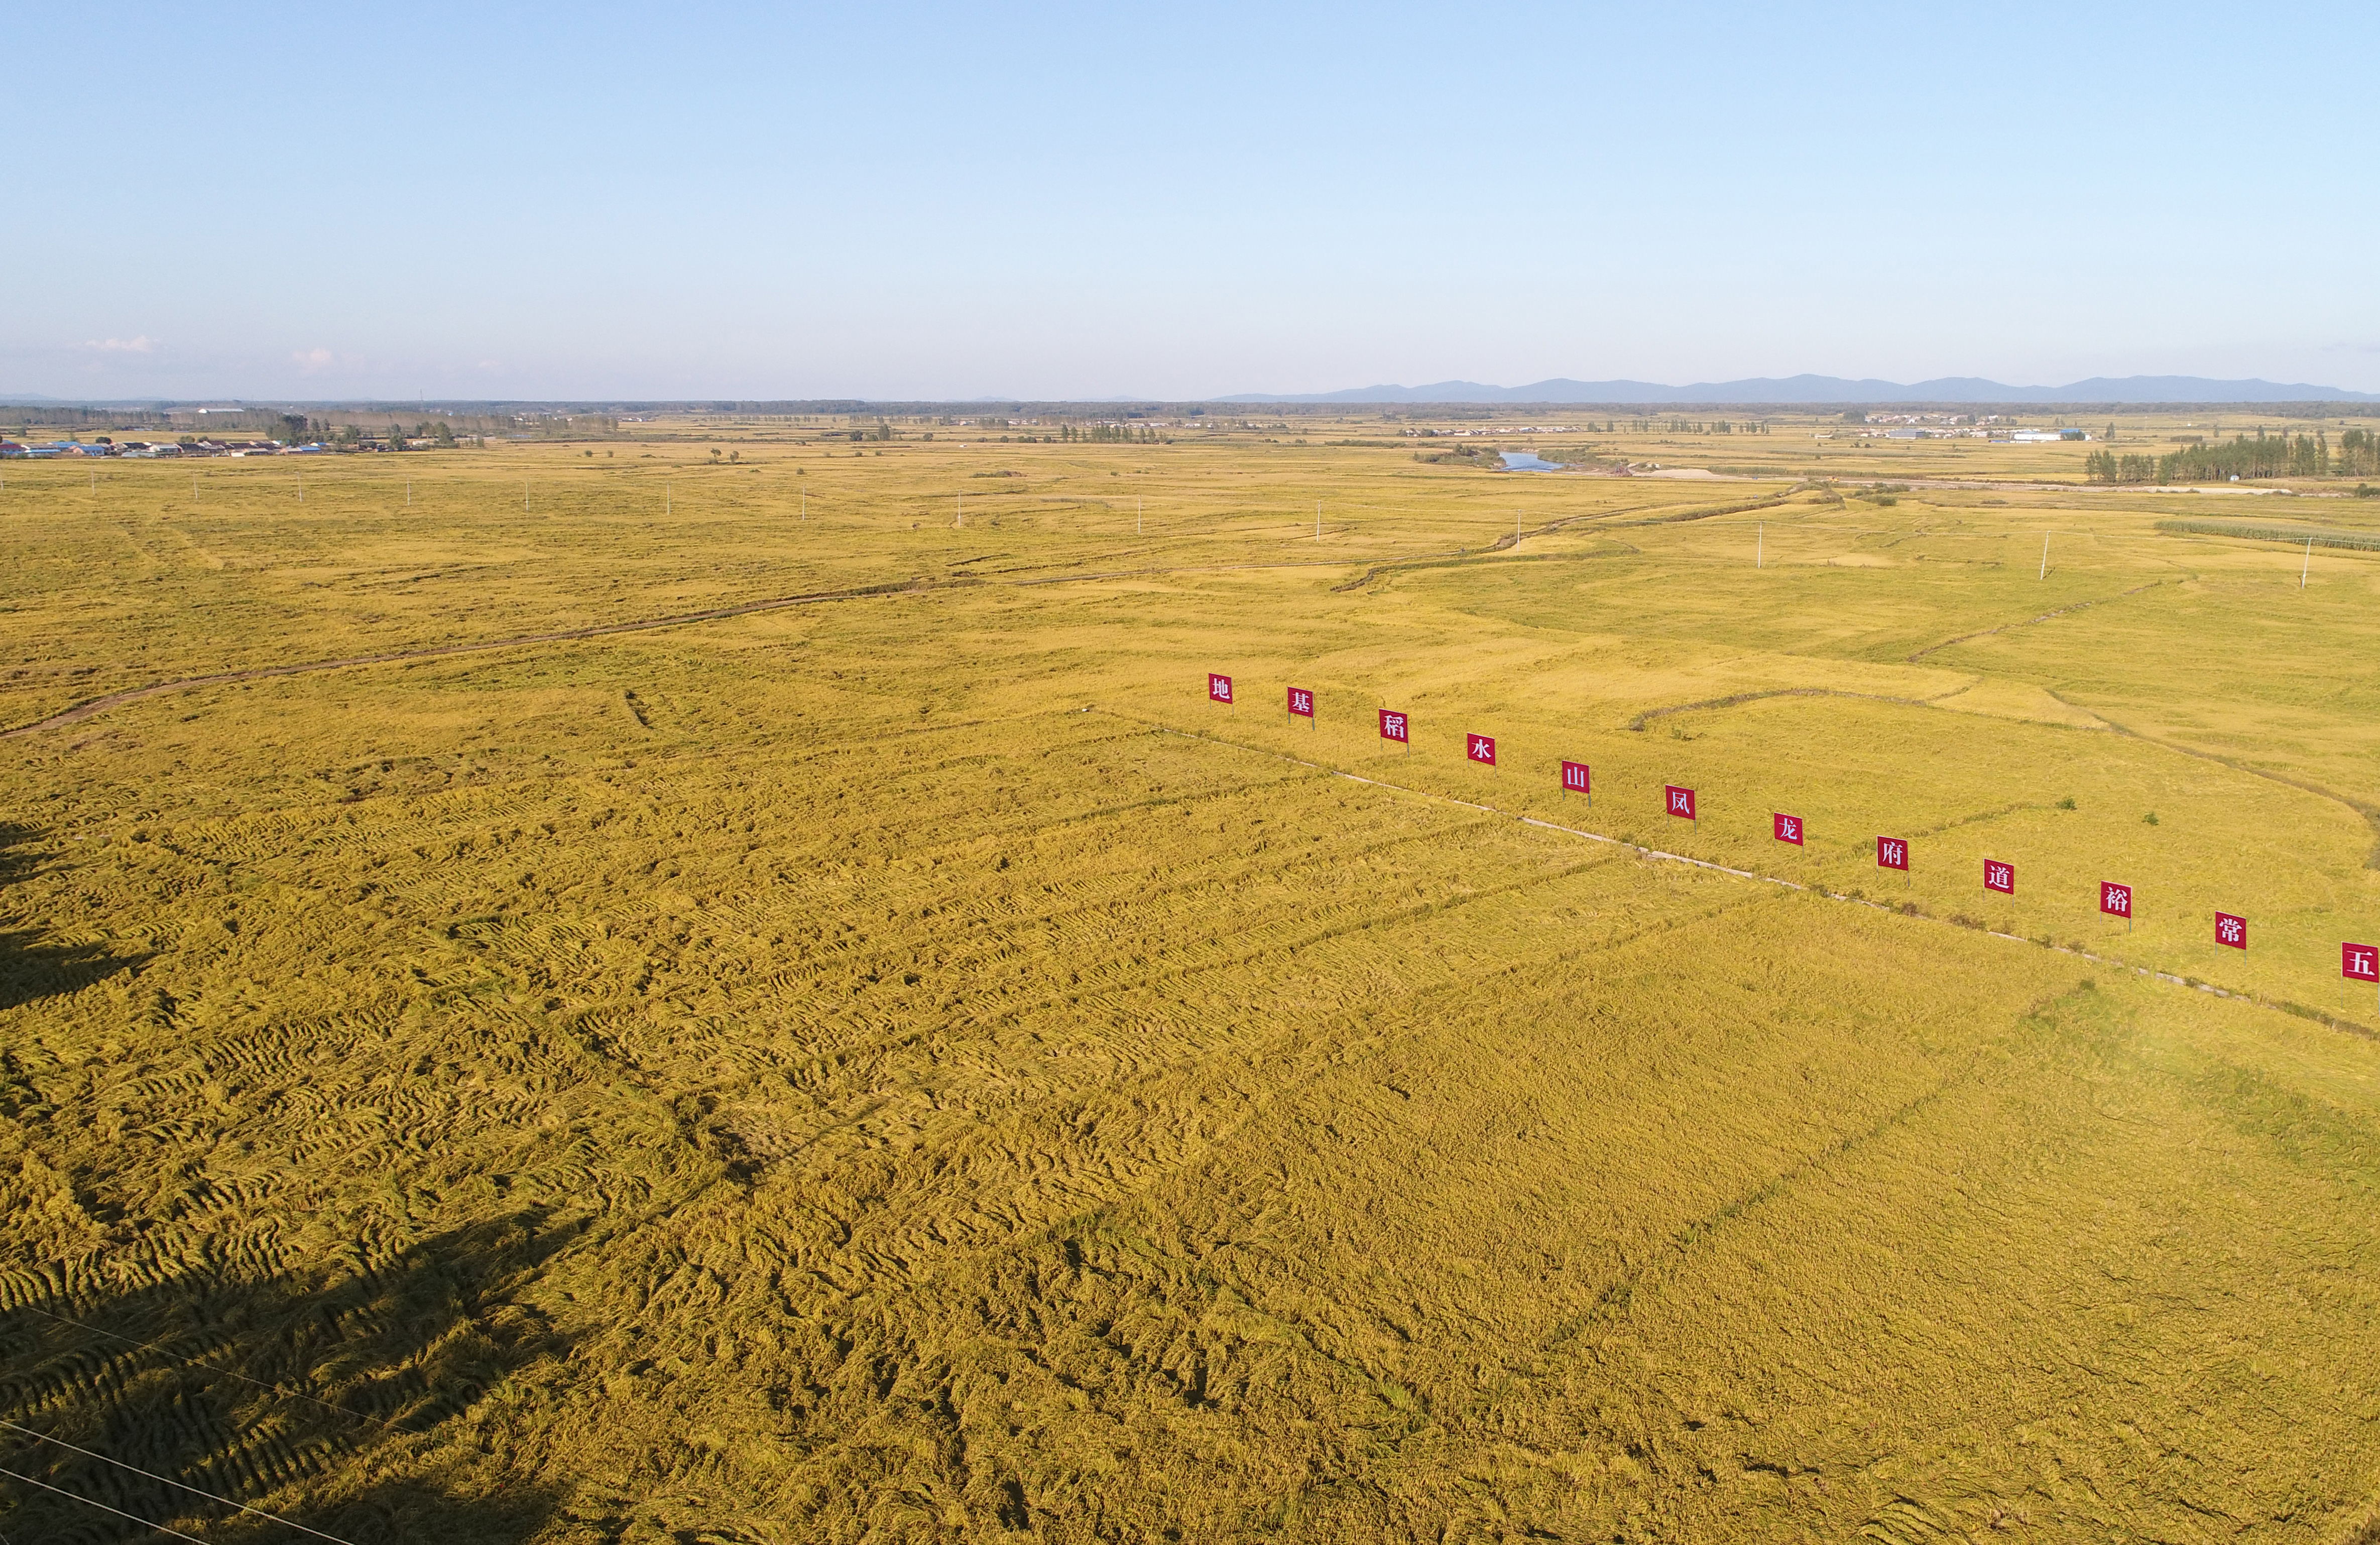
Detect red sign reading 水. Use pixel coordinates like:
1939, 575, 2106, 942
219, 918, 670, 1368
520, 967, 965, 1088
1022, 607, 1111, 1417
1208, 673, 1233, 705
1466, 733, 1496, 767
2101, 881, 2133, 920
1876, 836, 1908, 871
1561, 760, 1590, 794
1378, 709, 1408, 743
1983, 859, 2014, 894
1772, 813, 1803, 845
2216, 913, 2246, 950
1665, 785, 1696, 820
1287, 686, 1314, 718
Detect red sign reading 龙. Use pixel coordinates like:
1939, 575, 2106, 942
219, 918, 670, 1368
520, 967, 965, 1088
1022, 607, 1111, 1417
2101, 881, 2132, 920
1983, 859, 2014, 895
1378, 709, 1408, 744
2345, 943, 2379, 983
1466, 733, 1496, 767
1876, 836, 1908, 871
1287, 686, 1314, 718
2215, 912, 2246, 950
1561, 760, 1590, 794
1208, 673, 1233, 705
1665, 785, 1696, 820
1772, 813, 1803, 845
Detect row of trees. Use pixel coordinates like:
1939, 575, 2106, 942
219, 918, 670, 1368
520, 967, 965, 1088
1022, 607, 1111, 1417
2084, 429, 2371, 483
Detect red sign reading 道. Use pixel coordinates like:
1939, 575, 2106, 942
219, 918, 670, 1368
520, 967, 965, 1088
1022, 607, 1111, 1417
1984, 859, 2014, 895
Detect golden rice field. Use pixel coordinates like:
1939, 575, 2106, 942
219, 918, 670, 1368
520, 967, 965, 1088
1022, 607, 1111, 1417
5, 419, 2380, 1543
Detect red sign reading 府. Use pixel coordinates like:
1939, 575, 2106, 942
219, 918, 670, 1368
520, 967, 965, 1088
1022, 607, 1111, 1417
2101, 881, 2132, 919
2216, 913, 2246, 950
1378, 709, 1408, 743
1665, 785, 1696, 819
1876, 837, 1908, 871
1208, 673, 1233, 705
1983, 859, 2015, 895
1466, 733, 1496, 766
1772, 813, 1803, 845
1561, 760, 1590, 794
1287, 687, 1314, 718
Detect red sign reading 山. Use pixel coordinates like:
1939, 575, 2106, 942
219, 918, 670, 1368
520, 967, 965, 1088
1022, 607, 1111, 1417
2215, 913, 2247, 950
1983, 859, 2015, 895
1466, 733, 1496, 767
1561, 760, 1590, 794
1287, 687, 1314, 718
1378, 708, 1409, 743
1876, 836, 1908, 871
1772, 813, 1803, 845
1208, 673, 1233, 705
1665, 785, 1696, 819
2100, 881, 2132, 919
2345, 943, 2379, 982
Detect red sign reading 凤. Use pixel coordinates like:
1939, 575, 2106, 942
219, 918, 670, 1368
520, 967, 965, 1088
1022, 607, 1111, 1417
1665, 785, 1696, 820
1983, 859, 2014, 895
1772, 813, 1803, 845
1208, 673, 1233, 705
1287, 687, 1314, 718
1466, 733, 1496, 766
2216, 913, 2246, 950
2101, 881, 2132, 919
1378, 709, 1408, 743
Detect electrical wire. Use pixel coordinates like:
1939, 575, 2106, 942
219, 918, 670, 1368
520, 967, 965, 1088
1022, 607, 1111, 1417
0, 1421, 359, 1544
0, 1463, 210, 1543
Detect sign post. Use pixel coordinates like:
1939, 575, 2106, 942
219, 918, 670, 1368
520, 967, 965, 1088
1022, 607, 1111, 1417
1379, 708, 1409, 754
1877, 836, 1909, 887
1561, 760, 1590, 808
1467, 733, 1496, 774
1288, 686, 1314, 726
2346, 942, 2378, 1015
2101, 881, 2133, 933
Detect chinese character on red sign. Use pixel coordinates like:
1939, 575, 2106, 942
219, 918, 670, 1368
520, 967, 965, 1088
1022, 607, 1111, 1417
1772, 813, 1803, 845
1561, 760, 1590, 794
2346, 943, 2379, 982
2215, 912, 2246, 949
1466, 733, 1496, 766
1665, 785, 1696, 819
2100, 882, 2132, 919
1876, 837, 1908, 871
1287, 687, 1314, 718
1983, 859, 2014, 895
1378, 709, 1408, 743
1208, 673, 1233, 705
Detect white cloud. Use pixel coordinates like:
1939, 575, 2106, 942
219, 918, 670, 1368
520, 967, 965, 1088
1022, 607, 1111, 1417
292, 347, 335, 371
84, 335, 156, 353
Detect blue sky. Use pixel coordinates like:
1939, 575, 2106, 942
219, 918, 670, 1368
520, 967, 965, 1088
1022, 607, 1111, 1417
9, 2, 2377, 401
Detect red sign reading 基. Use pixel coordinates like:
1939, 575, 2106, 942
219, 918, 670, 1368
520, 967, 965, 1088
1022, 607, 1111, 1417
1665, 785, 1696, 819
1876, 836, 1908, 871
2345, 943, 2379, 983
1287, 687, 1314, 718
1378, 709, 1409, 743
1208, 673, 1233, 705
2101, 881, 2133, 919
2216, 912, 2246, 950
1561, 760, 1590, 794
1772, 813, 1803, 845
1466, 733, 1496, 766
1983, 859, 2014, 895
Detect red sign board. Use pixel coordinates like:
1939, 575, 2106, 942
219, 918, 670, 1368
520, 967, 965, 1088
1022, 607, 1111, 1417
1876, 836, 1908, 871
1208, 673, 1233, 705
1772, 813, 1803, 845
1665, 785, 1696, 819
1983, 859, 2014, 895
1466, 733, 1496, 766
1378, 708, 1408, 743
2215, 912, 2246, 950
2346, 943, 2379, 982
1561, 760, 1590, 794
2100, 881, 2132, 920
1287, 686, 1314, 718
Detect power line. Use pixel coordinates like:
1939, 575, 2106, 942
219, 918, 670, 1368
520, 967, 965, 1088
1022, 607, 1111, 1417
0, 1421, 361, 1545
0, 1463, 209, 1544
18, 1306, 388, 1430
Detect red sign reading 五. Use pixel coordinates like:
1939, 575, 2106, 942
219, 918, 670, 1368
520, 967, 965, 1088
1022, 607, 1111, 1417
1378, 709, 1409, 744
1208, 673, 1233, 705
2100, 882, 2132, 919
1983, 859, 2014, 894
2345, 943, 2379, 983
1466, 733, 1496, 767
1876, 837, 1908, 871
1665, 785, 1696, 819
1287, 687, 1314, 718
2215, 912, 2246, 950
1561, 760, 1590, 794
1772, 813, 1803, 845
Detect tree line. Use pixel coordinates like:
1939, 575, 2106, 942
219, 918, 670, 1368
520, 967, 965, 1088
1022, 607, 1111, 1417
2085, 428, 2380, 484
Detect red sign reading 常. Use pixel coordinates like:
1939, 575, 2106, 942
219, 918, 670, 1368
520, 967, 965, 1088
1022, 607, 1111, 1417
1665, 785, 1696, 819
1208, 673, 1233, 705
1287, 686, 1314, 717
2216, 912, 2246, 950
1466, 733, 1496, 766
1378, 708, 1408, 743
1561, 760, 1590, 794
1876, 836, 1908, 871
2100, 881, 2132, 919
2346, 943, 2379, 982
1772, 813, 1803, 845
1983, 859, 2014, 895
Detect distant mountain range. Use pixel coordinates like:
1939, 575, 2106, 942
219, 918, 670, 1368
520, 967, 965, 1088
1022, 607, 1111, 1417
1220, 374, 2380, 405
